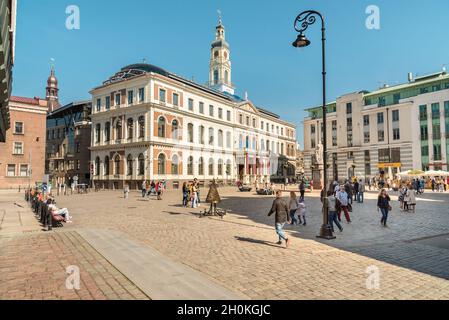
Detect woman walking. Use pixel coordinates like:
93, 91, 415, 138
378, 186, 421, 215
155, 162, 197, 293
377, 189, 391, 227
288, 192, 300, 225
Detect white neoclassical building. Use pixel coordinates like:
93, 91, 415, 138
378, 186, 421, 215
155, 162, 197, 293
90, 19, 297, 189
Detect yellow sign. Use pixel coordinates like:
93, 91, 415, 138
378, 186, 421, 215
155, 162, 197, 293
377, 163, 401, 169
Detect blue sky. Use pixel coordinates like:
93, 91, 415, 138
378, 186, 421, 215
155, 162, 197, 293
12, 0, 449, 144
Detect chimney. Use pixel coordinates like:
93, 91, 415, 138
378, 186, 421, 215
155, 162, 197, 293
408, 72, 414, 83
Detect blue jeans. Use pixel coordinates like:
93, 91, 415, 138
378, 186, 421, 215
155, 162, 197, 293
275, 223, 287, 242
380, 208, 388, 225
328, 211, 343, 232
357, 192, 364, 203
182, 192, 188, 207
289, 210, 298, 225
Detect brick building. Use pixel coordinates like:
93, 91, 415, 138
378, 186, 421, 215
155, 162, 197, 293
0, 96, 47, 189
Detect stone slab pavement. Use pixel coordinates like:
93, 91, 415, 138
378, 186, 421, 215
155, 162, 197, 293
48, 188, 449, 300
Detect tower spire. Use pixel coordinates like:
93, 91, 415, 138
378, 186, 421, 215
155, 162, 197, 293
46, 59, 60, 112
209, 12, 235, 95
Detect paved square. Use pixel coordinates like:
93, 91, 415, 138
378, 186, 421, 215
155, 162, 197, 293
1, 187, 449, 300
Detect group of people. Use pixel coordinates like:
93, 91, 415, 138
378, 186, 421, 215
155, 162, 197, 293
140, 180, 166, 200
398, 183, 417, 212
182, 179, 201, 208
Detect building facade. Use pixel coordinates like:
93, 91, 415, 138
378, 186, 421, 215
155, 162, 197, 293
90, 20, 297, 190
0, 0, 17, 142
45, 101, 92, 187
303, 70, 449, 185
0, 96, 47, 189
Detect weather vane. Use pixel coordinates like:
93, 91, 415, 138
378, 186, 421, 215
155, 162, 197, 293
50, 57, 55, 71
217, 9, 222, 24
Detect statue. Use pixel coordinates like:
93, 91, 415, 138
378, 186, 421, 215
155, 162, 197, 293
205, 179, 223, 217
315, 144, 324, 165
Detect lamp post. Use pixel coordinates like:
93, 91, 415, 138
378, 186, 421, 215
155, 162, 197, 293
292, 10, 335, 239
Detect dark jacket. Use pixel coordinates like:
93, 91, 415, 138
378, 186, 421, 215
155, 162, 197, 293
268, 198, 289, 224
377, 195, 391, 209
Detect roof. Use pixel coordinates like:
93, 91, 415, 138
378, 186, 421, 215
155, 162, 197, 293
47, 100, 91, 118
10, 96, 43, 106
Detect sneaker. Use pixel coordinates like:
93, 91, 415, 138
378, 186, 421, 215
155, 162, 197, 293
286, 238, 291, 248
276, 241, 282, 245
339, 228, 343, 232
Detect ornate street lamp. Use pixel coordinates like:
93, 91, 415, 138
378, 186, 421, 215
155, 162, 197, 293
292, 10, 335, 239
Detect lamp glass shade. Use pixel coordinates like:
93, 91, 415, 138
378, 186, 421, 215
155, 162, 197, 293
292, 34, 311, 48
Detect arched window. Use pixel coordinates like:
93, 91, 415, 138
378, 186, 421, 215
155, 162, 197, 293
104, 156, 110, 176
105, 122, 111, 142
208, 158, 214, 176
115, 119, 122, 140
218, 159, 223, 176
239, 134, 243, 149
199, 126, 205, 144
187, 156, 194, 175
95, 124, 101, 143
95, 157, 100, 176
127, 154, 133, 176
225, 70, 229, 84
266, 140, 270, 152
157, 153, 166, 174
214, 69, 219, 84
158, 117, 166, 138
138, 154, 145, 176
171, 154, 179, 175
253, 137, 257, 150
188, 123, 194, 143
281, 143, 284, 155
172, 119, 179, 140
245, 136, 250, 149
218, 130, 223, 147
114, 155, 121, 175
138, 116, 145, 138
226, 160, 232, 176
198, 157, 204, 175
127, 118, 134, 140
261, 139, 265, 151
208, 128, 214, 145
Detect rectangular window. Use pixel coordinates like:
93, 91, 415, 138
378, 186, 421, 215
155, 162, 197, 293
378, 130, 385, 142
393, 128, 400, 140
311, 125, 315, 134
433, 124, 441, 140
261, 121, 264, 130
14, 122, 24, 134
432, 103, 440, 119
363, 115, 370, 126
105, 96, 111, 110
246, 116, 250, 126
392, 110, 399, 122
7, 164, 15, 177
347, 151, 354, 159
209, 105, 214, 117
420, 125, 428, 140
420, 87, 429, 94
199, 102, 204, 114
393, 93, 401, 104
227, 110, 231, 121
391, 148, 401, 163
434, 144, 442, 161
421, 145, 429, 156
138, 88, 145, 102
96, 99, 101, 112
128, 91, 134, 105
346, 103, 352, 114
378, 149, 390, 163
115, 93, 121, 106
20, 164, 28, 177
188, 98, 194, 111
377, 112, 384, 124
378, 96, 386, 107
13, 142, 23, 155
445, 101, 449, 118
253, 118, 256, 128
173, 93, 179, 106
159, 89, 166, 102
419, 105, 427, 121
218, 108, 223, 119
364, 131, 370, 143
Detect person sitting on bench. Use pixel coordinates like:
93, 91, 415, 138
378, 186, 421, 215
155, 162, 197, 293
47, 199, 73, 223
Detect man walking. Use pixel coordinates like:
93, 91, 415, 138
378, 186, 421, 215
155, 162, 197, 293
358, 179, 365, 203
336, 185, 352, 223
268, 190, 291, 248
299, 180, 305, 201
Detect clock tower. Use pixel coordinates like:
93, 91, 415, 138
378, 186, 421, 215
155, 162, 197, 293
209, 16, 234, 95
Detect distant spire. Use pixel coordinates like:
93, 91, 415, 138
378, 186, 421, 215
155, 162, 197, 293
217, 9, 222, 25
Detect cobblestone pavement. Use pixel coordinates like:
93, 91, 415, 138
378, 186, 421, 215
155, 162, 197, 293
43, 187, 449, 300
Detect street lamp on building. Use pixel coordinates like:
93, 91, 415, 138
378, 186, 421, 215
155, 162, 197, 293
292, 10, 335, 239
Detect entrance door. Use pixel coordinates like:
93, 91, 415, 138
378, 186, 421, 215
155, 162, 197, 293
238, 165, 245, 182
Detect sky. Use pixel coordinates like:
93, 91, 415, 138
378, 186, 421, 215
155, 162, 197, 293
12, 0, 449, 145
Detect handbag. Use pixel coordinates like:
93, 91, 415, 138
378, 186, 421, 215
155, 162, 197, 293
348, 203, 353, 212
388, 205, 392, 211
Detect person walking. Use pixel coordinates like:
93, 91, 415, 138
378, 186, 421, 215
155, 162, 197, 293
141, 180, 147, 198
297, 199, 307, 226
124, 184, 130, 199
190, 182, 198, 208
353, 180, 359, 203
299, 180, 305, 201
358, 179, 365, 203
268, 190, 291, 248
377, 189, 391, 227
182, 182, 189, 207
336, 185, 351, 223
288, 192, 300, 225
406, 186, 416, 212
156, 181, 164, 200
327, 190, 343, 232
